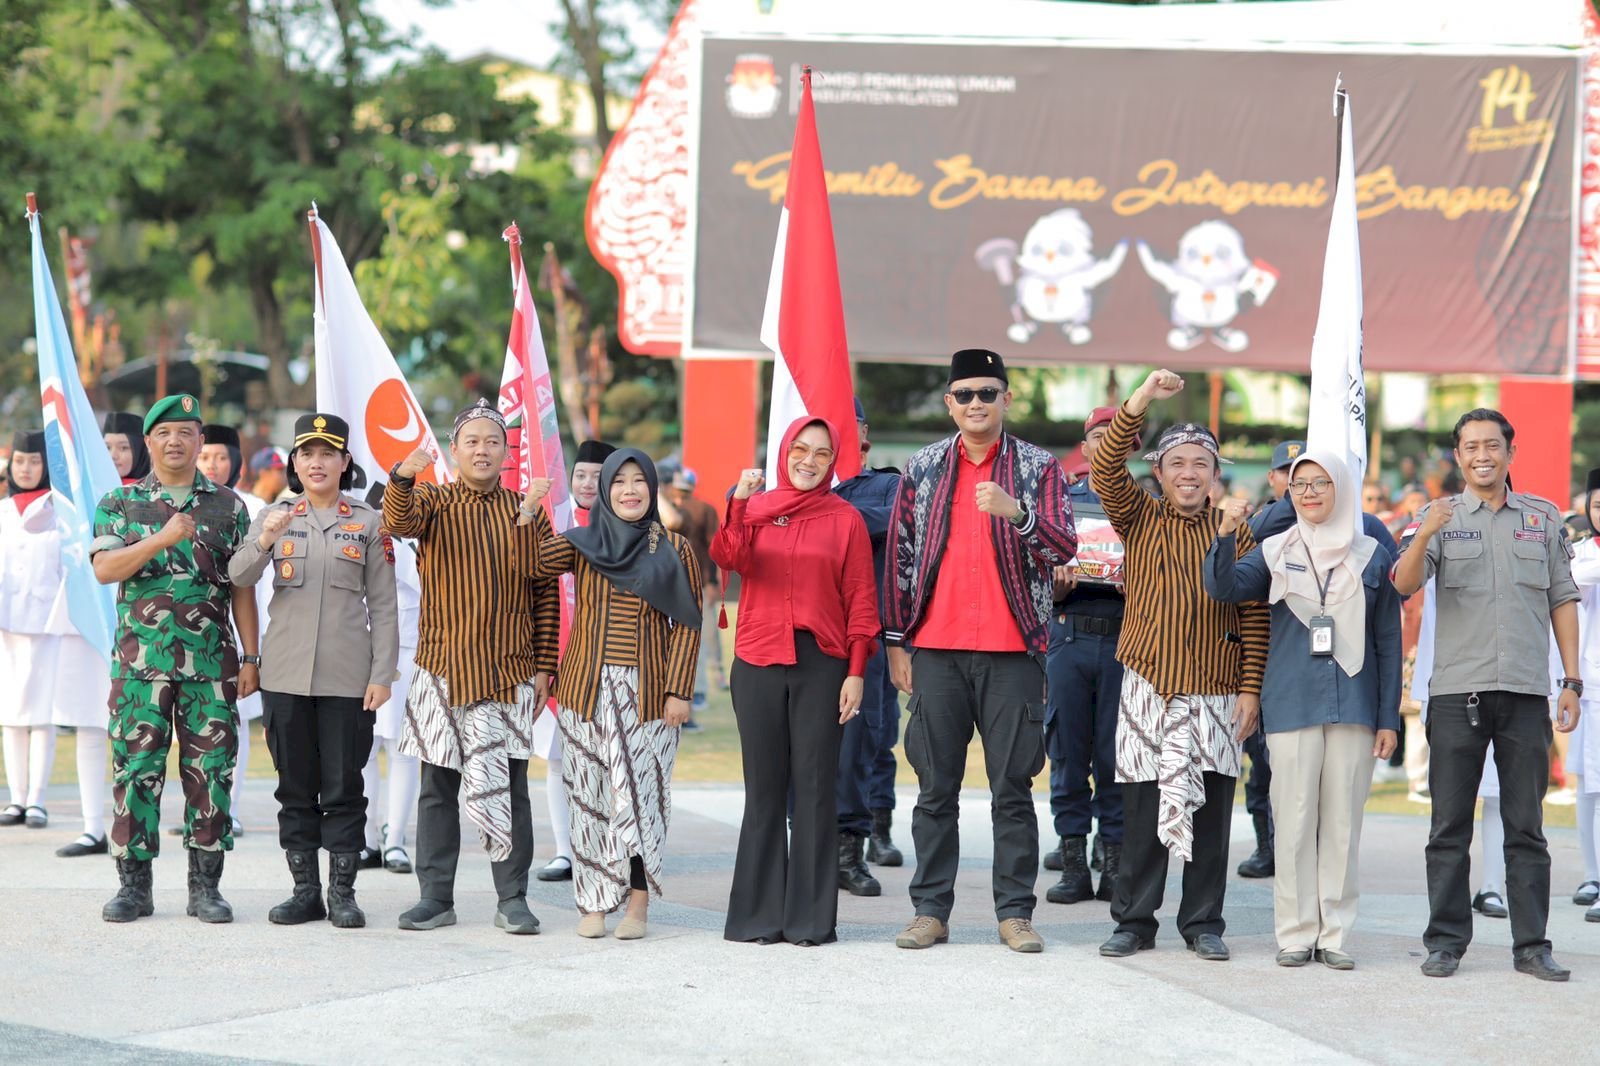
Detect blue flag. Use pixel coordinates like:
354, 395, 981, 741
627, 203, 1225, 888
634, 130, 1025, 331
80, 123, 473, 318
28, 204, 120, 662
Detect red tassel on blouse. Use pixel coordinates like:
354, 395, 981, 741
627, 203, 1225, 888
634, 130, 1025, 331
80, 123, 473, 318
719, 603, 729, 629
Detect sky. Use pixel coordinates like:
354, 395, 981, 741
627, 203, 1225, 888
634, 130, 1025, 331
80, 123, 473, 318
372, 0, 664, 72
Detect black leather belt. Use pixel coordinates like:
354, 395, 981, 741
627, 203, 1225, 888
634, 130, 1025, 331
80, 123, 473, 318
1054, 614, 1121, 636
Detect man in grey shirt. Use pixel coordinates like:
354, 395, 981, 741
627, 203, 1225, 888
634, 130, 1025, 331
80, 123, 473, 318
1394, 408, 1582, 982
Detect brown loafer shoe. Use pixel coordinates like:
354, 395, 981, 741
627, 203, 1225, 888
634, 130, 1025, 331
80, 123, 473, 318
894, 915, 949, 949
999, 917, 1043, 953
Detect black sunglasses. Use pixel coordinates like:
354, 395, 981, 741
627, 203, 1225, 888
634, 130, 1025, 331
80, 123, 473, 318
949, 387, 1002, 405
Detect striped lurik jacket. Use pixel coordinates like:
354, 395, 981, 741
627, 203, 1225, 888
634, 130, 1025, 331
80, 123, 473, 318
532, 531, 703, 723
382, 475, 561, 706
1089, 404, 1268, 698
881, 432, 1077, 658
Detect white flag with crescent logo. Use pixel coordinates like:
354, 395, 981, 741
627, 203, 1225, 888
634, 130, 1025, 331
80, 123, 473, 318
310, 208, 450, 490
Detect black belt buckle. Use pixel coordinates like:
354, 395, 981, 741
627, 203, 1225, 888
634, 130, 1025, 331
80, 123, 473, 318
1073, 616, 1119, 637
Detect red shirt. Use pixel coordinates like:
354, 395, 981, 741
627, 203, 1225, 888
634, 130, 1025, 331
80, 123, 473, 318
914, 444, 1028, 653
710, 496, 879, 675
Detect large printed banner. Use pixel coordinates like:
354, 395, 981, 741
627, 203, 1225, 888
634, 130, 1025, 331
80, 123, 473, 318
692, 42, 1576, 377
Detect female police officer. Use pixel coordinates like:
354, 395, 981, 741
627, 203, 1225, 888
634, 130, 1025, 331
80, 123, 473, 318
229, 414, 399, 929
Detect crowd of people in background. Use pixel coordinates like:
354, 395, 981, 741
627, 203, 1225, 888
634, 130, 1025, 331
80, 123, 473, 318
2, 352, 1598, 986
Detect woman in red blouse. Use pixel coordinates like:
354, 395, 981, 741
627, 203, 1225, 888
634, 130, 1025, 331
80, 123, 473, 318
714, 417, 880, 946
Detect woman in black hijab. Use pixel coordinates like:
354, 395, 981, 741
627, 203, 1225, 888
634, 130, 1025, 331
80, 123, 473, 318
101, 412, 151, 485
521, 448, 702, 940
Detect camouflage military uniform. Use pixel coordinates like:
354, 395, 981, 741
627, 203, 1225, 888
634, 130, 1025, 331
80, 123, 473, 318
91, 470, 250, 861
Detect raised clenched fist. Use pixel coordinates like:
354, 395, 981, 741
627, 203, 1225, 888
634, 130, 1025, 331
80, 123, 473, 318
1421, 497, 1454, 535
976, 481, 1021, 520
160, 512, 196, 548
396, 448, 434, 480
1141, 369, 1184, 401
734, 468, 766, 500
1217, 497, 1251, 535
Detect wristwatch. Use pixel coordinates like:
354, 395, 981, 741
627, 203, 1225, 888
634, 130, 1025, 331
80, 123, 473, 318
1008, 503, 1029, 528
1560, 677, 1584, 696
241, 654, 262, 667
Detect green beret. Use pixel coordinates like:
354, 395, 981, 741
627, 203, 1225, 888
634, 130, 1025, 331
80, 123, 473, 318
143, 394, 203, 434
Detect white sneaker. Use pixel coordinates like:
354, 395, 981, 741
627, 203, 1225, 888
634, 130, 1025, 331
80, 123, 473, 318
1406, 791, 1432, 805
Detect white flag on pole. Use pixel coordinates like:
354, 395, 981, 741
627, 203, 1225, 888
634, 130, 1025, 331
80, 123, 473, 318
1306, 83, 1367, 536
308, 205, 451, 490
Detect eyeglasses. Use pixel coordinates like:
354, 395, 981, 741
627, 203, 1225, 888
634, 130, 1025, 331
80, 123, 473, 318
949, 387, 1002, 405
788, 443, 836, 465
1288, 478, 1334, 496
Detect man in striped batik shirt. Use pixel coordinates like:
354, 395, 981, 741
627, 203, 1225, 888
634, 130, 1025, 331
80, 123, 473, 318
1090, 369, 1269, 964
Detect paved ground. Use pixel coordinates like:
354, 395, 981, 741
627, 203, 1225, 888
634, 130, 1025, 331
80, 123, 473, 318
4, 774, 1597, 1065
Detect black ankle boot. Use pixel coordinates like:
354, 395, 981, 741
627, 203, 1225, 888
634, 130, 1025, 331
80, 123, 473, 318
269, 849, 327, 925
102, 857, 154, 923
1237, 812, 1275, 878
866, 809, 903, 867
326, 852, 366, 929
1046, 836, 1093, 904
1096, 842, 1122, 902
186, 848, 234, 923
837, 832, 882, 896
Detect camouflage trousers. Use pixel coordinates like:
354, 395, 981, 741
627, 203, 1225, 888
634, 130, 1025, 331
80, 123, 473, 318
109, 677, 238, 861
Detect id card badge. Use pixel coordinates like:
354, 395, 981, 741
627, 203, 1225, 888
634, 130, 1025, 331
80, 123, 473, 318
1309, 615, 1335, 656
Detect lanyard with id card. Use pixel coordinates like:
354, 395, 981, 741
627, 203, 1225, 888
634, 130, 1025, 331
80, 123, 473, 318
1307, 552, 1335, 656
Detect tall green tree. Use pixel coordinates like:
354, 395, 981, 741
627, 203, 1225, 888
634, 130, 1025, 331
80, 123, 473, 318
112, 0, 541, 404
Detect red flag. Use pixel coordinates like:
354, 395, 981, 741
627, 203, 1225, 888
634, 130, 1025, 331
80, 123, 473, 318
760, 67, 860, 484
496, 223, 573, 755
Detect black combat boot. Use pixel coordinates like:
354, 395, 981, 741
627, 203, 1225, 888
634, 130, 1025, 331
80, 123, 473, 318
866, 809, 903, 867
1096, 842, 1122, 902
269, 849, 327, 925
186, 848, 234, 923
1237, 811, 1275, 879
837, 832, 882, 896
102, 857, 154, 923
326, 852, 366, 929
1046, 835, 1094, 904
1043, 835, 1065, 872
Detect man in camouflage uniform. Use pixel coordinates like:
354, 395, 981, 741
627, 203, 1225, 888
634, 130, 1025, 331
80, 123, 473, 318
90, 394, 259, 924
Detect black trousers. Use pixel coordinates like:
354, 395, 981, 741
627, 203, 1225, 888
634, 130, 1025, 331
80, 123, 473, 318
905, 648, 1046, 923
415, 759, 533, 906
725, 632, 846, 944
1112, 772, 1236, 941
1242, 729, 1273, 822
1045, 620, 1125, 843
261, 691, 373, 852
836, 647, 901, 834
1424, 690, 1553, 957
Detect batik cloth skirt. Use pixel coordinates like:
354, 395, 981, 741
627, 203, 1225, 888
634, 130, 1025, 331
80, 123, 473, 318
559, 664, 679, 914
398, 666, 536, 862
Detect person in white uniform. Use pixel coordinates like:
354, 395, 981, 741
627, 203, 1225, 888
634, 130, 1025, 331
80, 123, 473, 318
1565, 471, 1600, 921
199, 423, 268, 837
1, 431, 114, 847
362, 490, 421, 873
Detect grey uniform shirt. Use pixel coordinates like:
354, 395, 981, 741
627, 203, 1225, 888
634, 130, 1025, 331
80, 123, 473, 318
229, 494, 400, 698
1404, 491, 1578, 698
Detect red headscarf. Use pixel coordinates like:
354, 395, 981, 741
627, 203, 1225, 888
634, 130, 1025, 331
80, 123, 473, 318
743, 416, 856, 526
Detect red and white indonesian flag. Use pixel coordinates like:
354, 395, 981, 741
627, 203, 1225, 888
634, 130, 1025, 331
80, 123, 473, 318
309, 206, 450, 488
496, 224, 574, 755
496, 224, 574, 532
760, 68, 860, 485
1305, 85, 1367, 536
